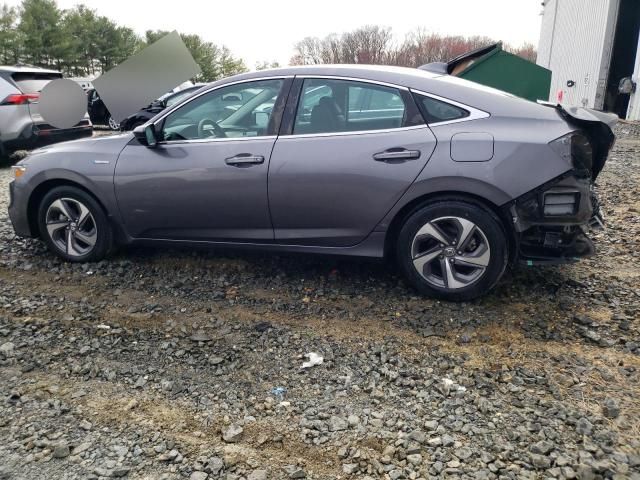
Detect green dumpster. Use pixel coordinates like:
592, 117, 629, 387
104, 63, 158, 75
447, 43, 551, 103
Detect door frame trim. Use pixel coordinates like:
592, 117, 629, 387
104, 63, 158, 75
278, 124, 430, 140
154, 135, 278, 146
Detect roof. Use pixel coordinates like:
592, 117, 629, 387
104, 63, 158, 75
209, 62, 559, 122
220, 64, 442, 90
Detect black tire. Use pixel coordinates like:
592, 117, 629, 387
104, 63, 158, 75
396, 199, 508, 301
107, 115, 120, 131
37, 186, 113, 263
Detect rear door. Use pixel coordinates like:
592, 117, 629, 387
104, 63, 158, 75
268, 77, 436, 247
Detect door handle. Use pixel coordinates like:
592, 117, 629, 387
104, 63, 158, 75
225, 154, 265, 166
373, 148, 421, 162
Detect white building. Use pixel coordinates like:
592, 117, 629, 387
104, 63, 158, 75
537, 0, 640, 120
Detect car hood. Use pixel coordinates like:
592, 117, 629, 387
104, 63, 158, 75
20, 133, 134, 166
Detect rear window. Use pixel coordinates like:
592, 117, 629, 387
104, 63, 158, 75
11, 72, 62, 94
415, 94, 469, 123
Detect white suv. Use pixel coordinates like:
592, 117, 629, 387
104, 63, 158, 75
0, 65, 92, 156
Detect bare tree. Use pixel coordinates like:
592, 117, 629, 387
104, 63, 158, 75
344, 25, 392, 63
291, 25, 392, 65
290, 36, 324, 65
507, 42, 538, 63
290, 26, 537, 68
321, 34, 342, 63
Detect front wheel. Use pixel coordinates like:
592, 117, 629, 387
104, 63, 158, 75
37, 186, 113, 262
397, 200, 508, 301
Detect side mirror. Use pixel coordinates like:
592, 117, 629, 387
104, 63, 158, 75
145, 124, 158, 147
133, 123, 159, 148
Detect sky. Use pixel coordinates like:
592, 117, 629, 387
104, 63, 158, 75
5, 0, 544, 68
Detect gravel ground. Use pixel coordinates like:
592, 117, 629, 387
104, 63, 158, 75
0, 126, 639, 480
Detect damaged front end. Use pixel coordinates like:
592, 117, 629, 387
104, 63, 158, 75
507, 105, 617, 265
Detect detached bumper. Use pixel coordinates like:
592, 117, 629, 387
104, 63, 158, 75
507, 172, 602, 265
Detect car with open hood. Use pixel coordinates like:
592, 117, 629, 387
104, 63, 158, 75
118, 84, 206, 131
7, 64, 616, 300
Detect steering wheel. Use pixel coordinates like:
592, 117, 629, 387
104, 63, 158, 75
198, 118, 226, 138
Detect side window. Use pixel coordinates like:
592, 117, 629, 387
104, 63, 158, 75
293, 79, 407, 135
416, 94, 469, 123
162, 79, 283, 141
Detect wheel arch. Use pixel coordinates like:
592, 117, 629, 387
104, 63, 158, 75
383, 190, 517, 264
27, 178, 113, 240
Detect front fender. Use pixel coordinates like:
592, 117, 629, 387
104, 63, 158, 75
14, 165, 120, 239
27, 167, 116, 210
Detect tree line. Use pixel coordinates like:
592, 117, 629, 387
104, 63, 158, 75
1, 1, 538, 83
290, 25, 537, 67
0, 0, 247, 82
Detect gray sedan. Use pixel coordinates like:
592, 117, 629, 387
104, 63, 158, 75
7, 65, 616, 301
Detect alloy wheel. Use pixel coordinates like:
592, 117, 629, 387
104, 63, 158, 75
45, 197, 97, 257
108, 116, 120, 130
410, 216, 491, 290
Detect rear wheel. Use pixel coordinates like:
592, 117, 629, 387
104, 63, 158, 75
397, 200, 508, 301
37, 186, 112, 262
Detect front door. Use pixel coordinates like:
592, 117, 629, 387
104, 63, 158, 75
268, 77, 436, 247
114, 78, 287, 241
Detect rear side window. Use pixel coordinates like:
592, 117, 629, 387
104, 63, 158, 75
415, 94, 469, 124
11, 72, 62, 94
293, 78, 407, 135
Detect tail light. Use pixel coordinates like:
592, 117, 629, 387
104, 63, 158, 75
571, 134, 593, 172
549, 132, 593, 175
1, 93, 39, 105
